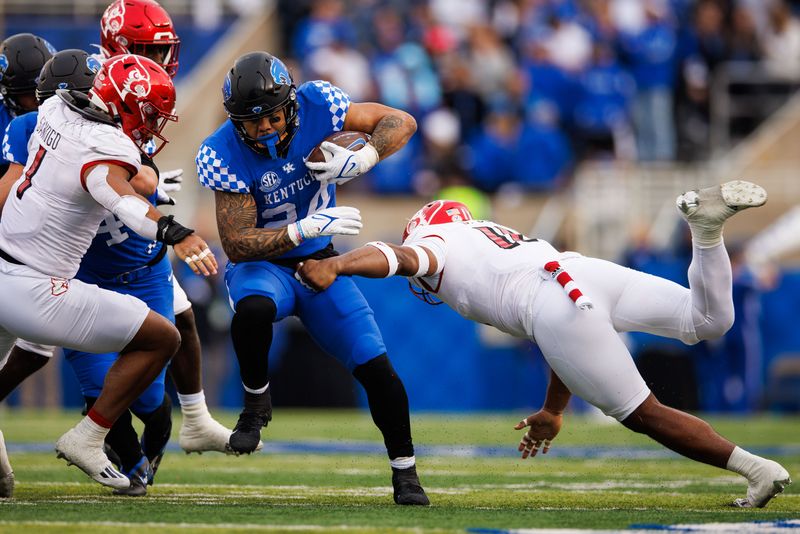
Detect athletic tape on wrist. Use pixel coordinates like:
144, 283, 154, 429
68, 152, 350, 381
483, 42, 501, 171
287, 222, 304, 245
366, 241, 399, 277
409, 245, 429, 277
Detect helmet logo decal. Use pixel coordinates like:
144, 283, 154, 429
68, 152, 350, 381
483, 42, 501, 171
103, 0, 126, 36
121, 65, 151, 97
58, 82, 68, 89
258, 171, 281, 193
251, 105, 262, 114
269, 58, 291, 86
86, 56, 102, 73
0, 54, 7, 74
445, 208, 464, 222
222, 74, 232, 100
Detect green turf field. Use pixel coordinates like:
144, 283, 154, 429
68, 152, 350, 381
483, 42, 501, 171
0, 409, 798, 533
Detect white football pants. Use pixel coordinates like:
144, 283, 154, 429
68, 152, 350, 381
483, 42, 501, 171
529, 243, 733, 421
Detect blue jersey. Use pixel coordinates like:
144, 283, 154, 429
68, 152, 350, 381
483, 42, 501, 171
2, 107, 164, 278
0, 99, 18, 166
2, 110, 37, 164
196, 80, 350, 259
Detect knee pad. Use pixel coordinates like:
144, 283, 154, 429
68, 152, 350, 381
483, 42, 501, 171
234, 295, 277, 326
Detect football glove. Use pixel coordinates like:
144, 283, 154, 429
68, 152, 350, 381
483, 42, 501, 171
156, 168, 183, 206
287, 206, 362, 245
305, 141, 379, 185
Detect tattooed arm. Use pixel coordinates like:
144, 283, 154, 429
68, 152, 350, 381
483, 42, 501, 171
215, 190, 296, 263
343, 102, 417, 159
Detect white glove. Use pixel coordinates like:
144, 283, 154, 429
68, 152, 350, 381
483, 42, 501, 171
305, 141, 379, 185
287, 206, 362, 245
159, 168, 183, 192
155, 168, 183, 206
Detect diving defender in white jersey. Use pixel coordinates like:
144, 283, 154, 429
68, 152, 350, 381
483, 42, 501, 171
298, 181, 792, 509
0, 54, 217, 490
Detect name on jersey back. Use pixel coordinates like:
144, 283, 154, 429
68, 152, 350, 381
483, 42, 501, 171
35, 117, 61, 150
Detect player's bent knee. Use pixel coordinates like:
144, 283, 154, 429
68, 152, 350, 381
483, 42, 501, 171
125, 311, 181, 359
234, 295, 277, 325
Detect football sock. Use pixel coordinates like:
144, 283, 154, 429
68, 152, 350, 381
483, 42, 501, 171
74, 415, 111, 449
688, 242, 734, 340
231, 296, 276, 391
727, 446, 763, 480
177, 391, 205, 409
353, 355, 414, 460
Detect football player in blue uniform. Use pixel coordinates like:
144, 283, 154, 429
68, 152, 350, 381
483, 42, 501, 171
196, 51, 429, 505
0, 33, 55, 176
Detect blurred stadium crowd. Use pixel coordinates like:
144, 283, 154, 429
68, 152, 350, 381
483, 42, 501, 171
277, 0, 800, 195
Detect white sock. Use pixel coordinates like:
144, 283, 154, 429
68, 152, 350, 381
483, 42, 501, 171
178, 390, 206, 408
726, 446, 763, 480
75, 416, 109, 448
390, 456, 416, 470
0, 431, 12, 475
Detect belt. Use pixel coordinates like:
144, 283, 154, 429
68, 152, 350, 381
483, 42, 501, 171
0, 247, 23, 265
270, 243, 339, 270
102, 245, 168, 285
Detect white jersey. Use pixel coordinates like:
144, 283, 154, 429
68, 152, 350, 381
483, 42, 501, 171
404, 220, 571, 337
0, 96, 141, 278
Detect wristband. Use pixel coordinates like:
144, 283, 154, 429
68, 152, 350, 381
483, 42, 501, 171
156, 215, 194, 245
409, 245, 429, 277
366, 241, 399, 277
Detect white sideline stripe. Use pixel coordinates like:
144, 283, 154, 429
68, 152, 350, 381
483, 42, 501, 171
496, 520, 800, 533
0, 521, 417, 532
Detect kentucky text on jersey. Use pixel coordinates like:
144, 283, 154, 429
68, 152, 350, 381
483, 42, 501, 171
197, 80, 350, 260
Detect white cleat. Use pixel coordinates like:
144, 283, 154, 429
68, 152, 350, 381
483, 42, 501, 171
677, 180, 767, 223
55, 428, 130, 490
732, 460, 792, 508
0, 430, 13, 498
179, 415, 237, 455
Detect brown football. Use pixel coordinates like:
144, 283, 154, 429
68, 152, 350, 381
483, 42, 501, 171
306, 131, 371, 163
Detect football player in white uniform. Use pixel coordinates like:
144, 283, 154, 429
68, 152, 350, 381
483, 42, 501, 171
297, 181, 792, 509
0, 54, 217, 490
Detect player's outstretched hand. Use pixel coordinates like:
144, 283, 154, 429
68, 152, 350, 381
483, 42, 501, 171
174, 235, 218, 277
296, 258, 337, 292
305, 142, 379, 185
514, 409, 562, 459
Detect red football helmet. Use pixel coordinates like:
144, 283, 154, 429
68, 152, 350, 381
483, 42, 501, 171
100, 0, 180, 77
89, 54, 177, 156
402, 200, 473, 241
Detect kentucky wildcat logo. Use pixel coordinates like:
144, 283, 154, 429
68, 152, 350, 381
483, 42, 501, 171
0, 54, 7, 75
270, 58, 291, 86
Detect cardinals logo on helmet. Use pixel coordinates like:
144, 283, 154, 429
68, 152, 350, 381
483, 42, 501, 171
102, 0, 126, 36
122, 66, 151, 97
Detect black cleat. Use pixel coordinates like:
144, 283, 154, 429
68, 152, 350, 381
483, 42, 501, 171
228, 411, 269, 455
392, 465, 430, 506
112, 456, 152, 497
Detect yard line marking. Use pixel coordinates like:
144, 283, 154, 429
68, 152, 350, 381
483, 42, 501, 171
0, 521, 427, 532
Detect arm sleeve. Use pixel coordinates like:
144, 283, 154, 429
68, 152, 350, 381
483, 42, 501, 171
196, 143, 250, 193
405, 234, 446, 275
305, 81, 351, 132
